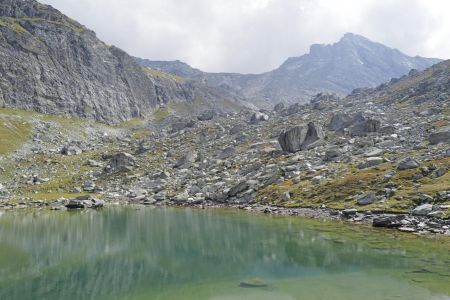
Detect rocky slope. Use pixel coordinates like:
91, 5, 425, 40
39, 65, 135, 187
0, 0, 243, 123
0, 60, 449, 235
138, 33, 441, 106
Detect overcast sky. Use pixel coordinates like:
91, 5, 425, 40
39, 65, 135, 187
40, 0, 450, 74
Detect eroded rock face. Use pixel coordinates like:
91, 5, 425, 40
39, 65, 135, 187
0, 0, 162, 123
0, 0, 243, 123
278, 122, 324, 153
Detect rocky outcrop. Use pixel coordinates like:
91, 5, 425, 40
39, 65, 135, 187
0, 0, 242, 123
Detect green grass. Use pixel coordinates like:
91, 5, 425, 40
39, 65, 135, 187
143, 67, 185, 83
257, 158, 450, 216
10, 23, 27, 33
0, 117, 32, 155
152, 106, 171, 121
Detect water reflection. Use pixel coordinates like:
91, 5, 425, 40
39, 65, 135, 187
0, 208, 448, 300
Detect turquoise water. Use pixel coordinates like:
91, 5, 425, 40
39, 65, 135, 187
0, 207, 449, 300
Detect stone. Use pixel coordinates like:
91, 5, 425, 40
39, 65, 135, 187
85, 160, 101, 167
397, 157, 420, 170
356, 192, 377, 205
325, 148, 341, 161
281, 191, 291, 201
429, 126, 450, 145
278, 122, 324, 153
311, 175, 324, 184
61, 145, 82, 156
430, 167, 447, 179
174, 151, 198, 168
197, 110, 215, 121
83, 180, 96, 192
350, 118, 381, 137
372, 215, 404, 228
228, 181, 249, 197
250, 112, 269, 124
327, 113, 352, 131
65, 200, 85, 209
342, 209, 358, 217
412, 204, 438, 216
105, 152, 136, 173
173, 191, 190, 202
218, 147, 236, 159
273, 103, 285, 112
364, 148, 383, 157
358, 157, 383, 169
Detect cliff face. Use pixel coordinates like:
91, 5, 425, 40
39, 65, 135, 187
0, 0, 163, 123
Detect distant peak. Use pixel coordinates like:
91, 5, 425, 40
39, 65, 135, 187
340, 32, 371, 43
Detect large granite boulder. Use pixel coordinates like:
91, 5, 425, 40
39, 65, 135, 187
104, 152, 136, 173
278, 122, 324, 153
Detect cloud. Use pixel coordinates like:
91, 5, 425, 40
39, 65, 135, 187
40, 0, 450, 73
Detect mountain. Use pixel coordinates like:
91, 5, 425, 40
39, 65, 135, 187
137, 33, 441, 106
0, 0, 243, 123
348, 59, 450, 106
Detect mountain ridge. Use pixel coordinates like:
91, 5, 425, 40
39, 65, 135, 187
137, 33, 441, 107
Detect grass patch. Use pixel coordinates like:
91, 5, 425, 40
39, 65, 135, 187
257, 158, 450, 215
143, 67, 185, 83
0, 118, 32, 155
153, 106, 171, 121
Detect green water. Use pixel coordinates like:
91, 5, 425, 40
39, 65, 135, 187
0, 208, 449, 300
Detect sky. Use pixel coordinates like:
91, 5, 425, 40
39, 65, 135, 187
40, 0, 450, 74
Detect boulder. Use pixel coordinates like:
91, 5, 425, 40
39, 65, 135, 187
228, 181, 249, 197
273, 103, 285, 112
372, 215, 404, 228
356, 192, 377, 205
65, 200, 85, 209
397, 157, 420, 170
358, 157, 383, 169
104, 152, 136, 173
412, 204, 438, 216
61, 145, 82, 156
278, 122, 324, 153
327, 113, 352, 131
197, 110, 215, 121
171, 118, 196, 133
250, 112, 269, 124
218, 147, 236, 159
429, 126, 450, 145
430, 167, 448, 179
174, 151, 198, 168
350, 118, 381, 136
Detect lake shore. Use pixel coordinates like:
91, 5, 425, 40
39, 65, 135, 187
1, 197, 449, 236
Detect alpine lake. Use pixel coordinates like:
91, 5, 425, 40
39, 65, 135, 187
0, 207, 449, 300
